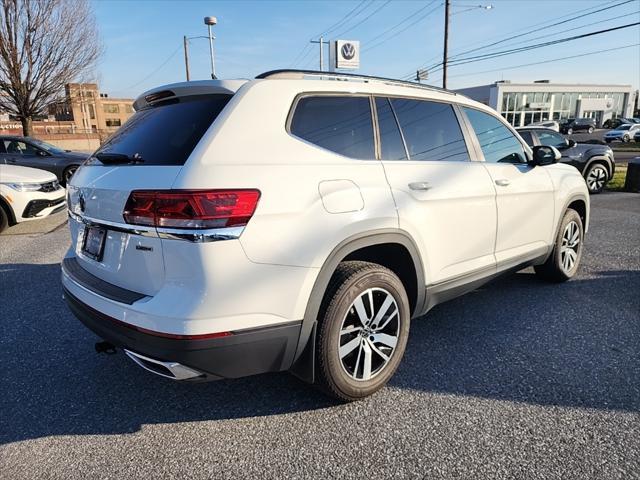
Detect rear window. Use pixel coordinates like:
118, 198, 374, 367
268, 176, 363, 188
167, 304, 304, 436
290, 96, 375, 159
94, 94, 232, 166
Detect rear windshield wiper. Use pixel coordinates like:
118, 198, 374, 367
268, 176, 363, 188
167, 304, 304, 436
95, 152, 144, 165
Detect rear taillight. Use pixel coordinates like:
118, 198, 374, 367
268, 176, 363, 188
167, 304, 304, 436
123, 190, 260, 229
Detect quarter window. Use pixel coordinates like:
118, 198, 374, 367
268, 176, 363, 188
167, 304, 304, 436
375, 97, 407, 161
463, 107, 527, 164
390, 98, 469, 162
518, 130, 534, 145
290, 96, 375, 160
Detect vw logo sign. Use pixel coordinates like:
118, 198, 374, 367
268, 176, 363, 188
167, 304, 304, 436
341, 43, 356, 60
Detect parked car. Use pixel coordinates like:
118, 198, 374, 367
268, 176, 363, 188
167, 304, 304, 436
560, 118, 596, 134
527, 120, 560, 132
61, 70, 590, 401
603, 117, 636, 129
0, 164, 66, 232
604, 124, 640, 143
0, 136, 88, 185
517, 126, 615, 193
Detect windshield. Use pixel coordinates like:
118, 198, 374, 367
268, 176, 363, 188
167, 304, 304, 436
28, 138, 66, 154
616, 125, 631, 131
93, 94, 232, 166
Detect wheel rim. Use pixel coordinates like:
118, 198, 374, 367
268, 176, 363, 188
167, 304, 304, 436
560, 220, 581, 273
586, 166, 607, 191
65, 167, 77, 183
338, 287, 400, 381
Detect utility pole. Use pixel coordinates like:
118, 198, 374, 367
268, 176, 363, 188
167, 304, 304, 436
442, 0, 450, 89
183, 35, 191, 81
310, 37, 326, 70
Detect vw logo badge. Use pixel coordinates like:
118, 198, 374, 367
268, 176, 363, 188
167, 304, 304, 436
78, 190, 86, 213
341, 43, 356, 60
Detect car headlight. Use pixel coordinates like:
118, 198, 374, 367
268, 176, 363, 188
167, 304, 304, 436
5, 183, 44, 192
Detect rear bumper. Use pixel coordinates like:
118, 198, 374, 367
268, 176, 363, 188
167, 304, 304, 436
63, 287, 302, 380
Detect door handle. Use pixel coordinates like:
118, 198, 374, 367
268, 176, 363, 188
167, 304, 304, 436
495, 179, 510, 187
408, 181, 431, 191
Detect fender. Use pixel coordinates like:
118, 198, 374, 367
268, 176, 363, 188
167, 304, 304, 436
584, 155, 614, 177
541, 192, 589, 264
289, 229, 425, 383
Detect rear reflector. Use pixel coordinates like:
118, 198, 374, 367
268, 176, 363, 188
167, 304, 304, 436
123, 189, 260, 229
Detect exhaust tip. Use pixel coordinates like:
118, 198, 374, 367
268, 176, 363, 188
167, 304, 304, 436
124, 349, 204, 380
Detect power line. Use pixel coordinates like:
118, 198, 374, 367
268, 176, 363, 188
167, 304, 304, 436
403, 0, 633, 78
363, 2, 442, 53
448, 0, 635, 61
315, 0, 370, 38
362, 1, 439, 49
404, 20, 639, 79
117, 43, 183, 93
445, 22, 640, 66
447, 43, 640, 79
333, 0, 392, 38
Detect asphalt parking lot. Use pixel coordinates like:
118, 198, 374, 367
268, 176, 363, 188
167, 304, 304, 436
1, 194, 639, 479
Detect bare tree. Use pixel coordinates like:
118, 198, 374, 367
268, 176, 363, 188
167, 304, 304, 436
0, 0, 101, 136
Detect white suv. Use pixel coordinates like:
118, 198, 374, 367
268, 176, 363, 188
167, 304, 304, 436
62, 70, 589, 401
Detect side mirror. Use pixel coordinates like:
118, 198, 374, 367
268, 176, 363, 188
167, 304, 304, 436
566, 139, 576, 148
36, 150, 49, 157
530, 145, 561, 166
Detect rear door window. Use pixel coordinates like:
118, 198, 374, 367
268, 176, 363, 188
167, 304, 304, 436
94, 94, 232, 166
463, 107, 527, 164
290, 96, 375, 159
375, 97, 407, 161
390, 98, 469, 162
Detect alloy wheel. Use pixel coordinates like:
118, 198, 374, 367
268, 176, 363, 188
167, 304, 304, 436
560, 220, 580, 273
64, 166, 78, 184
338, 287, 400, 381
586, 165, 607, 192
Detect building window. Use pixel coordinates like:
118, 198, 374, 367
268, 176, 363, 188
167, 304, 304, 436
88, 104, 95, 119
125, 105, 134, 113
104, 104, 120, 114
105, 118, 122, 127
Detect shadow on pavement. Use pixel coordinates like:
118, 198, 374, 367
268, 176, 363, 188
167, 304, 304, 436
0, 262, 638, 445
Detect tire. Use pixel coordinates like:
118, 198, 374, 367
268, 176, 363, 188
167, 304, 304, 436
567, 128, 573, 135
0, 205, 8, 233
534, 209, 584, 282
584, 162, 608, 194
588, 126, 594, 134
622, 135, 630, 143
62, 165, 78, 186
315, 261, 410, 401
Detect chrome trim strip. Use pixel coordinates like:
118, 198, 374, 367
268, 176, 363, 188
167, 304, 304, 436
124, 349, 205, 380
68, 210, 243, 242
156, 226, 244, 242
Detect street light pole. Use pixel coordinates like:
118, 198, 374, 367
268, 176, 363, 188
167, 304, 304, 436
183, 35, 191, 81
310, 37, 325, 71
204, 16, 217, 79
442, 0, 450, 89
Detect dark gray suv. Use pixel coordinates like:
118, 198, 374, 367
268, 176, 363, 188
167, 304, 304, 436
0, 136, 88, 185
560, 118, 596, 135
517, 127, 615, 193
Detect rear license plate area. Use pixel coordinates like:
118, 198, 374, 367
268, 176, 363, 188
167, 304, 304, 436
82, 226, 107, 261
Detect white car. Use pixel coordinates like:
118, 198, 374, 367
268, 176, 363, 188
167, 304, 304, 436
604, 123, 640, 143
527, 120, 560, 132
0, 164, 66, 232
62, 71, 589, 401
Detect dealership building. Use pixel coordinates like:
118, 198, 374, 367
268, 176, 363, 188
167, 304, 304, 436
456, 81, 637, 127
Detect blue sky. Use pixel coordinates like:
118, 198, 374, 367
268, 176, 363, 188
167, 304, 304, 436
93, 0, 640, 98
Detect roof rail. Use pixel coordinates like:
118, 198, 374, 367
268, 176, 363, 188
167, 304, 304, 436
255, 69, 457, 96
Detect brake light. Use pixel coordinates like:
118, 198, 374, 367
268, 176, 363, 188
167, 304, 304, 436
123, 189, 261, 229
